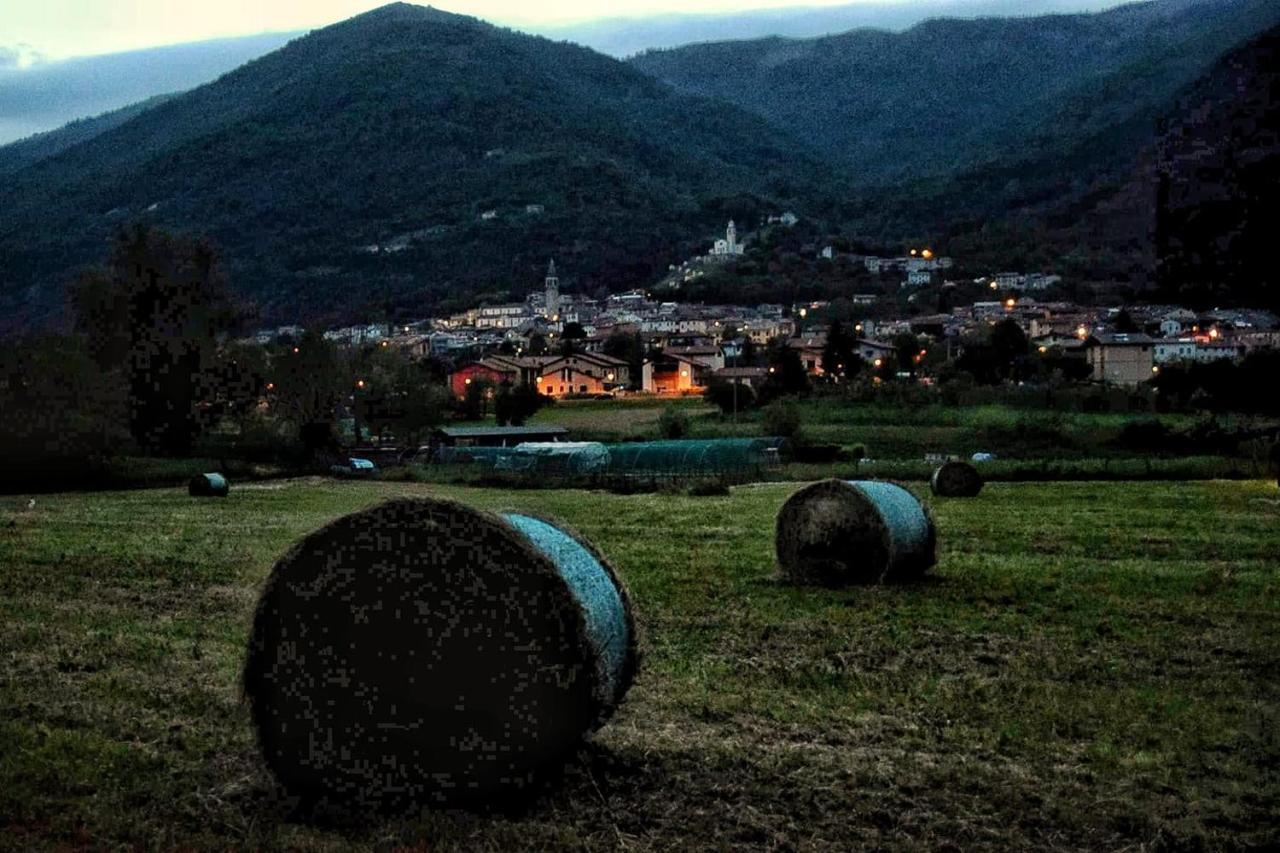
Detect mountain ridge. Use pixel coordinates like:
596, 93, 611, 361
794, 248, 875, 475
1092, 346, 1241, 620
0, 4, 830, 333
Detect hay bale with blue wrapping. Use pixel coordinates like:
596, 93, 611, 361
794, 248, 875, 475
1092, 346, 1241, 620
243, 496, 637, 810
188, 473, 228, 497
775, 479, 937, 586
931, 461, 984, 498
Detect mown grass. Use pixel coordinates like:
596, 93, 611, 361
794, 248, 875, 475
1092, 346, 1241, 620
1, 479, 1278, 850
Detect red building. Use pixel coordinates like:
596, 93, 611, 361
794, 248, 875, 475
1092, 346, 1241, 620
449, 362, 513, 399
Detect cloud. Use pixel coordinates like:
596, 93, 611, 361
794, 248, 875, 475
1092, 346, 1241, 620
0, 44, 47, 70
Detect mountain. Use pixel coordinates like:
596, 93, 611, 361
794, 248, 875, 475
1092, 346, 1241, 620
541, 0, 1122, 58
0, 94, 176, 175
1154, 25, 1280, 310
0, 4, 828, 333
0, 32, 300, 145
629, 0, 1280, 185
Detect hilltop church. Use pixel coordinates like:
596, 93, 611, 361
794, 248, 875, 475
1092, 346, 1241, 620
711, 221, 745, 257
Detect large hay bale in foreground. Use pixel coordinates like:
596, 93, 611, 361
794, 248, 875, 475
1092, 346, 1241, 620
776, 480, 937, 586
243, 497, 636, 809
188, 473, 229, 497
930, 461, 984, 498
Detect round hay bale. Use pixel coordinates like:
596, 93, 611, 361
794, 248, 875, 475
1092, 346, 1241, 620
243, 496, 637, 809
188, 473, 229, 497
775, 479, 937, 586
930, 461, 983, 498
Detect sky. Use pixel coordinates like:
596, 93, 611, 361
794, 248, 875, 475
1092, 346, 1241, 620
1, 0, 889, 60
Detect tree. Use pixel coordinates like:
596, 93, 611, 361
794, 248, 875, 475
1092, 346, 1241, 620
760, 345, 809, 402
559, 322, 586, 356
460, 377, 495, 420
893, 332, 923, 376
821, 321, 859, 380
0, 333, 129, 481
602, 331, 645, 390
1113, 309, 1140, 334
495, 381, 550, 426
269, 330, 347, 458
69, 225, 244, 455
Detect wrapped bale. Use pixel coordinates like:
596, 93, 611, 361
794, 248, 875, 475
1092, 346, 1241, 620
243, 496, 637, 809
776, 479, 937, 586
188, 473, 229, 497
930, 461, 984, 498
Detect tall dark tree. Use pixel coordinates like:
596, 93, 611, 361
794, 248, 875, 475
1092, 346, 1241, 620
821, 321, 859, 380
68, 225, 242, 456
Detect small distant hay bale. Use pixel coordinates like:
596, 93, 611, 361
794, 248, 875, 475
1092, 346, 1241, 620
775, 479, 937, 586
188, 473, 229, 497
243, 496, 637, 809
930, 461, 984, 498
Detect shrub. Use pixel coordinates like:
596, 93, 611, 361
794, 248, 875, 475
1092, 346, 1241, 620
761, 399, 804, 442
703, 379, 756, 416
685, 477, 731, 497
657, 406, 690, 439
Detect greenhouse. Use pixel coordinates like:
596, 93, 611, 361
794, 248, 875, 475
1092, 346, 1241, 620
602, 438, 787, 481
494, 442, 612, 476
433, 437, 788, 484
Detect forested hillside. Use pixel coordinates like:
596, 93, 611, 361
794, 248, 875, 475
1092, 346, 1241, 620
0, 4, 827, 332
629, 0, 1280, 185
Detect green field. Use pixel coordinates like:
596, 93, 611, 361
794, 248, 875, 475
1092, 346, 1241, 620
2, 479, 1278, 850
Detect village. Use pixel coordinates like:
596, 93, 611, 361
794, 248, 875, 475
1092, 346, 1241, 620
248, 219, 1280, 400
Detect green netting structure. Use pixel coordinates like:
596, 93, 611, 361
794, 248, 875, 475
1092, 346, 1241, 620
603, 438, 787, 481
434, 437, 788, 485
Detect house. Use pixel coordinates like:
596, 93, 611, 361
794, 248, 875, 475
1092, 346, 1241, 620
1083, 333, 1156, 385
664, 345, 725, 371
857, 339, 896, 365
534, 353, 631, 396
449, 362, 515, 398
903, 269, 932, 288
785, 335, 826, 374
642, 352, 717, 393
714, 366, 770, 390
1154, 339, 1197, 363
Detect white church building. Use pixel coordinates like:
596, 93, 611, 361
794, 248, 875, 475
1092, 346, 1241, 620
711, 221, 745, 257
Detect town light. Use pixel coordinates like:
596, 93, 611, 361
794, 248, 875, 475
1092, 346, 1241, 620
769, 366, 776, 374
1077, 325, 1088, 340
922, 249, 934, 260
464, 378, 472, 385
874, 359, 883, 368
607, 372, 615, 381
990, 281, 999, 290
855, 324, 863, 332
292, 347, 300, 354
1038, 346, 1048, 354
910, 249, 918, 256
356, 379, 366, 389
380, 340, 389, 347
1209, 328, 1220, 340
799, 308, 807, 318
266, 382, 275, 391
1005, 298, 1016, 309
1152, 365, 1160, 375
680, 370, 689, 378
